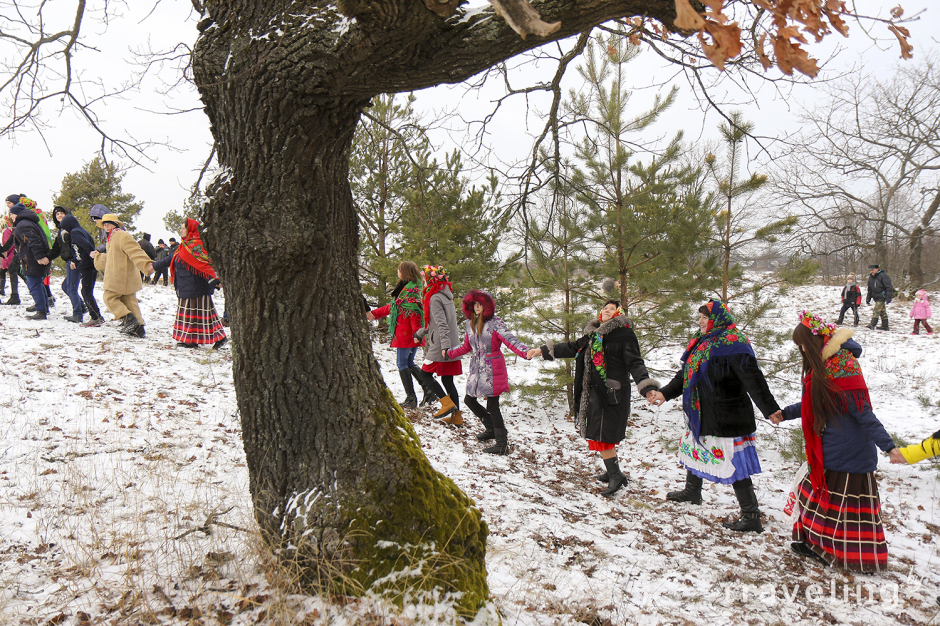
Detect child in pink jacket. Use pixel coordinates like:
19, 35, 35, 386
910, 289, 933, 335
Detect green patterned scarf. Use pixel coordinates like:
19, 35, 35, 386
388, 280, 423, 337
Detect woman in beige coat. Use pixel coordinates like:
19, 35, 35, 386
90, 213, 153, 338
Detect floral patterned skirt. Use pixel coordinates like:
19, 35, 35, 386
678, 429, 761, 485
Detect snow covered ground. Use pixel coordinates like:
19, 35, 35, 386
0, 282, 938, 625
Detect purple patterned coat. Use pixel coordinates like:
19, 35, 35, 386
447, 316, 529, 397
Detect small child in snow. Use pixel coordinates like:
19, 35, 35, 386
910, 289, 933, 335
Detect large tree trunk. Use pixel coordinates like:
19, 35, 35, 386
190, 0, 678, 613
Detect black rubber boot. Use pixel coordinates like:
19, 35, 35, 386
398, 369, 417, 410
2, 296, 20, 305
666, 470, 704, 504
483, 428, 509, 455
853, 309, 859, 325
722, 479, 763, 533
410, 366, 438, 407
878, 316, 889, 331
600, 456, 628, 497
867, 318, 878, 330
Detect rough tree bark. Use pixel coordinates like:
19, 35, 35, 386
190, 0, 679, 614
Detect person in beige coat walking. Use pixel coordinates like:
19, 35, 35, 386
90, 213, 152, 338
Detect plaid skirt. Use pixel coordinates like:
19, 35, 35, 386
173, 296, 226, 344
792, 469, 888, 572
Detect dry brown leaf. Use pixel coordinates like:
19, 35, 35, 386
701, 0, 724, 11
890, 5, 904, 18
674, 0, 706, 30
698, 21, 741, 70
756, 33, 773, 70
887, 23, 914, 59
824, 8, 849, 37
772, 36, 819, 77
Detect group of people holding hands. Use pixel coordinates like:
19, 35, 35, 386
369, 260, 939, 574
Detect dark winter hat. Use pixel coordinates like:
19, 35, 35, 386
89, 204, 109, 220
9, 204, 27, 216
157, 239, 166, 245
868, 264, 879, 269
142, 233, 151, 241
461, 290, 495, 321
169, 237, 177, 243
5, 194, 21, 205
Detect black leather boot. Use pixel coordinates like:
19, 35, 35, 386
667, 470, 703, 504
398, 369, 417, 410
410, 365, 439, 407
867, 318, 878, 330
600, 456, 628, 497
483, 428, 509, 455
878, 316, 889, 331
466, 401, 495, 441
722, 479, 763, 533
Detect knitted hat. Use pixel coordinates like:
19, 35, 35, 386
158, 239, 166, 245
847, 274, 855, 280
96, 213, 123, 228
169, 237, 177, 243
9, 204, 26, 216
5, 194, 21, 205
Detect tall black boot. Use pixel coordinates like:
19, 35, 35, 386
879, 316, 889, 331
853, 307, 859, 326
600, 456, 628, 497
866, 318, 878, 330
722, 479, 763, 533
666, 470, 703, 505
398, 369, 417, 410
0, 271, 5, 296
410, 366, 439, 407
465, 397, 495, 441
483, 428, 509, 455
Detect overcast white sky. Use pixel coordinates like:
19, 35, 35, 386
0, 1, 936, 243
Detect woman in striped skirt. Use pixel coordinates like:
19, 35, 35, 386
149, 219, 226, 349
773, 312, 905, 571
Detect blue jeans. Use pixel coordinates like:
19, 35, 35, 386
62, 264, 82, 316
24, 275, 49, 313
396, 347, 417, 371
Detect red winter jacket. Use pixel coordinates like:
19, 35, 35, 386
372, 304, 425, 348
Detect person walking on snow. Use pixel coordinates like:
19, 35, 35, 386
367, 261, 425, 410
61, 214, 104, 327
909, 289, 933, 335
836, 274, 861, 326
865, 264, 893, 331
446, 290, 531, 450
9, 203, 51, 319
531, 300, 659, 496
413, 265, 463, 420
91, 213, 153, 338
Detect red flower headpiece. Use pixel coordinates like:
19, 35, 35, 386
800, 310, 836, 338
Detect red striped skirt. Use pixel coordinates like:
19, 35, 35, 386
173, 296, 226, 344
792, 469, 887, 572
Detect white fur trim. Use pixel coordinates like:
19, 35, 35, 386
821, 328, 854, 360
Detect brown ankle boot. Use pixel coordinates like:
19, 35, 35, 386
433, 395, 456, 418
442, 410, 463, 426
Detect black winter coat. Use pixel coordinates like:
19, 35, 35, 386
138, 237, 157, 260
13, 211, 51, 277
61, 215, 97, 271
659, 353, 780, 438
542, 316, 658, 444
152, 254, 219, 299
866, 270, 893, 304
49, 209, 74, 263
841, 285, 861, 305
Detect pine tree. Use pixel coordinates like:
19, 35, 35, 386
52, 157, 144, 234
566, 34, 719, 344
399, 149, 513, 299
352, 94, 431, 307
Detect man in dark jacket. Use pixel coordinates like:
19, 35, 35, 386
62, 214, 104, 326
153, 239, 170, 286
10, 204, 51, 319
866, 264, 894, 331
138, 233, 157, 283
49, 206, 84, 322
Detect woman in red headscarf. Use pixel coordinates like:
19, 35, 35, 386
773, 311, 903, 571
149, 219, 226, 349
